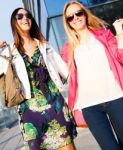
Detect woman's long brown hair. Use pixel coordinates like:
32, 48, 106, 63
63, 1, 108, 69
11, 8, 45, 52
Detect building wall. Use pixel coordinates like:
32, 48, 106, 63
22, 0, 123, 52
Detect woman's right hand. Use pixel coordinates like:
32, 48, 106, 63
0, 40, 4, 48
113, 19, 123, 35
113, 19, 123, 48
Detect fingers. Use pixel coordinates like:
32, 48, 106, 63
113, 18, 123, 25
113, 18, 123, 28
118, 18, 123, 23
113, 19, 123, 35
0, 40, 4, 48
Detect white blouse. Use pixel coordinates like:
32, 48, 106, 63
74, 34, 123, 110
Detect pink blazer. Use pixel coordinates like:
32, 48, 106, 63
61, 29, 123, 110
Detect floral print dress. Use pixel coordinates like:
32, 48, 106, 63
19, 48, 77, 150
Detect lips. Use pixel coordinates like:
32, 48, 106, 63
74, 20, 82, 25
23, 23, 29, 25
21, 21, 30, 25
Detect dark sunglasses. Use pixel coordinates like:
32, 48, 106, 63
66, 10, 84, 22
16, 13, 32, 20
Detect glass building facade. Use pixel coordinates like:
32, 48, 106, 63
22, 0, 123, 52
79, 0, 113, 6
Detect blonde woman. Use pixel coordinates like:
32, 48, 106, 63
61, 1, 123, 149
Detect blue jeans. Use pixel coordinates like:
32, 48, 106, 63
82, 97, 123, 150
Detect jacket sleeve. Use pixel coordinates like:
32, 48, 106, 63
60, 42, 69, 65
47, 44, 69, 79
0, 57, 9, 75
53, 50, 69, 79
105, 29, 123, 64
0, 47, 9, 75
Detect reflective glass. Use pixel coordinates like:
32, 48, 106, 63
78, 0, 114, 6
44, 0, 71, 16
49, 16, 67, 51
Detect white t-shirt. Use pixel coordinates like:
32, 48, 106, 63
74, 34, 123, 110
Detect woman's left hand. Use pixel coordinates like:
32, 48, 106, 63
0, 40, 4, 48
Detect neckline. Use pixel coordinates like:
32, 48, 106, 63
79, 33, 94, 45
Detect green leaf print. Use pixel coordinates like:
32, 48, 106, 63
48, 80, 59, 94
23, 123, 38, 141
40, 119, 72, 149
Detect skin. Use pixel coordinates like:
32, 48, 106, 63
66, 4, 92, 44
66, 4, 87, 31
16, 9, 32, 32
113, 18, 123, 35
0, 40, 4, 48
16, 9, 38, 62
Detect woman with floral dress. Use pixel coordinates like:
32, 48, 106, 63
0, 8, 77, 150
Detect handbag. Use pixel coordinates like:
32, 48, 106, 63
0, 42, 24, 107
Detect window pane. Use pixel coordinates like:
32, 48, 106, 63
44, 0, 71, 16
78, 0, 114, 6
49, 16, 67, 51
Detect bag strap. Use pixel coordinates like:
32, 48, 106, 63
0, 42, 12, 61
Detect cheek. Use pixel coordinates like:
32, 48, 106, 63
83, 14, 88, 25
69, 21, 75, 28
16, 21, 21, 29
83, 16, 87, 24
30, 20, 32, 26
16, 20, 22, 27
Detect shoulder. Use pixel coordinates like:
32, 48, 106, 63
91, 29, 116, 43
91, 29, 114, 37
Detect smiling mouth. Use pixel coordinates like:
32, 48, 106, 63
74, 20, 82, 24
23, 23, 29, 25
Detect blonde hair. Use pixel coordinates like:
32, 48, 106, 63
63, 1, 108, 68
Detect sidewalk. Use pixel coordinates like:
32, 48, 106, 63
0, 124, 100, 150
0, 125, 24, 150
74, 127, 100, 150
0, 105, 101, 149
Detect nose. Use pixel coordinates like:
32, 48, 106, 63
23, 15, 27, 19
73, 14, 79, 20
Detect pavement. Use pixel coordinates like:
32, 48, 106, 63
74, 127, 100, 150
0, 126, 24, 150
0, 124, 101, 150
0, 106, 101, 150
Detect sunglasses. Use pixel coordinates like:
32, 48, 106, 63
16, 13, 32, 20
66, 10, 84, 22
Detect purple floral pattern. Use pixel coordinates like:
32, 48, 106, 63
19, 48, 77, 149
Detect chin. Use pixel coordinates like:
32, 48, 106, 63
22, 28, 31, 31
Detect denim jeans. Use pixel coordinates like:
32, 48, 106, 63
82, 97, 123, 150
